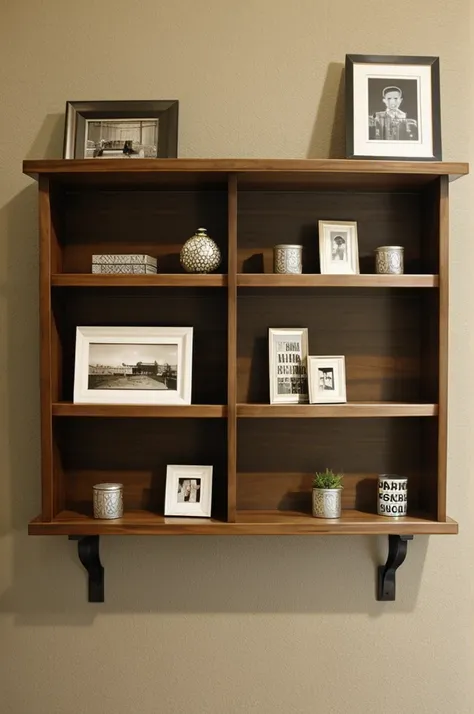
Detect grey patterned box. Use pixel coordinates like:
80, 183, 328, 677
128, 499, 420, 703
92, 264, 158, 274
92, 254, 157, 267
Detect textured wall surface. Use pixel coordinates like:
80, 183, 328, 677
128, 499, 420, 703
0, 1, 473, 712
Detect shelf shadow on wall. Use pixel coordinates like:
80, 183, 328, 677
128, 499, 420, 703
307, 62, 345, 159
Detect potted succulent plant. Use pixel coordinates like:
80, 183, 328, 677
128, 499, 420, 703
312, 468, 344, 518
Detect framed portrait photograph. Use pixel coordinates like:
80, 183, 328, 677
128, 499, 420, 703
73, 326, 193, 405
319, 220, 359, 275
308, 356, 347, 404
269, 328, 309, 404
164, 465, 213, 518
63, 100, 179, 159
345, 55, 441, 160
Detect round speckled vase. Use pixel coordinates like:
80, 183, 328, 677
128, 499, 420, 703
312, 488, 342, 518
93, 483, 124, 520
180, 227, 221, 273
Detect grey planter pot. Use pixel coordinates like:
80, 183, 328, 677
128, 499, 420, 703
312, 488, 342, 518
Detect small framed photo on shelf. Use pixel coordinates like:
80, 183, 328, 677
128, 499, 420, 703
63, 100, 179, 159
73, 326, 193, 405
269, 328, 309, 404
319, 220, 359, 275
345, 54, 441, 160
165, 465, 213, 518
308, 356, 347, 404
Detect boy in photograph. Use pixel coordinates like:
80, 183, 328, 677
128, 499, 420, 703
369, 86, 418, 141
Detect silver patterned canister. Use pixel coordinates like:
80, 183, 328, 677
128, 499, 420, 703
93, 483, 124, 519
375, 246, 404, 275
273, 244, 303, 274
377, 475, 408, 517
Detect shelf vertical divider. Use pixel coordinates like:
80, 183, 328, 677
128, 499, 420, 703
437, 175, 449, 521
227, 173, 238, 521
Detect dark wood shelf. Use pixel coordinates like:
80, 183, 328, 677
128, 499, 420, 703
52, 402, 226, 418
28, 509, 458, 536
52, 274, 227, 287
237, 274, 439, 288
237, 403, 438, 417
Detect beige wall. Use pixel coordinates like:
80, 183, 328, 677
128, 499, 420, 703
1, 1, 473, 712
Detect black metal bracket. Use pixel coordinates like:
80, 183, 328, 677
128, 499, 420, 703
377, 534, 413, 601
69, 536, 104, 603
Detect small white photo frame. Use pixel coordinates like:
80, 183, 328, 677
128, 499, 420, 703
165, 465, 213, 517
269, 327, 309, 404
308, 356, 347, 404
319, 221, 359, 275
73, 326, 193, 405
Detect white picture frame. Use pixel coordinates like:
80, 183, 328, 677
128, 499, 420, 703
165, 465, 213, 518
269, 328, 309, 404
308, 356, 347, 404
318, 220, 359, 275
73, 326, 193, 405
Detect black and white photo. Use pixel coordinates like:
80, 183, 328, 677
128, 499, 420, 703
308, 356, 347, 404
73, 326, 193, 405
319, 221, 359, 275
88, 343, 177, 391
63, 100, 179, 159
345, 55, 441, 160
177, 478, 201, 504
165, 466, 212, 517
368, 79, 419, 142
269, 328, 309, 404
84, 119, 159, 159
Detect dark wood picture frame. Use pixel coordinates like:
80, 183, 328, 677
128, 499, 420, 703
63, 100, 179, 159
345, 55, 441, 161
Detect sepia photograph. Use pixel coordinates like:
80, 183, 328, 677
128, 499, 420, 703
269, 328, 309, 404
319, 221, 359, 275
345, 54, 441, 160
308, 356, 347, 404
84, 118, 159, 159
177, 478, 201, 504
88, 343, 177, 391
73, 326, 193, 405
367, 78, 419, 142
165, 465, 213, 517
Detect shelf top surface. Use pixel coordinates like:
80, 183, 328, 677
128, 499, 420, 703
29, 509, 458, 536
23, 158, 468, 190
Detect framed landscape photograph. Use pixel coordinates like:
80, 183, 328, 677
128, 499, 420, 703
319, 220, 359, 275
73, 326, 193, 405
63, 100, 179, 159
308, 356, 347, 404
345, 55, 441, 160
269, 328, 309, 404
164, 465, 213, 518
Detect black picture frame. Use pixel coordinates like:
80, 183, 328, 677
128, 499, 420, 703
345, 55, 441, 161
63, 100, 179, 159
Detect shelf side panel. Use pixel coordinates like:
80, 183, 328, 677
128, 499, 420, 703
437, 176, 449, 520
227, 174, 238, 521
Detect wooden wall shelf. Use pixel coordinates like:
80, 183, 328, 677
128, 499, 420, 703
24, 158, 467, 601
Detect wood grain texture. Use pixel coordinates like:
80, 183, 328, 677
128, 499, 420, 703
23, 157, 469, 179
52, 287, 227, 404
237, 417, 429, 514
227, 174, 238, 521
437, 176, 449, 520
28, 509, 458, 536
52, 403, 226, 418
60, 189, 228, 274
56, 417, 228, 519
237, 403, 438, 417
52, 274, 227, 287
237, 289, 425, 404
237, 274, 438, 288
